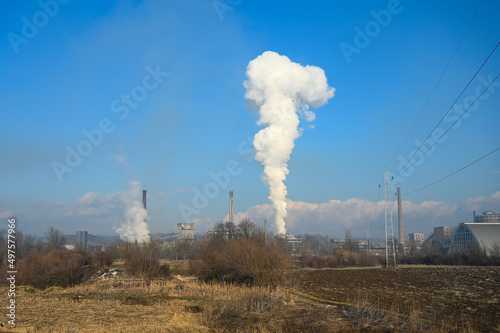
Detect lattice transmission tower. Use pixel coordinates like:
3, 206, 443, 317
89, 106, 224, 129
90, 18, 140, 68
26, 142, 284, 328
384, 169, 397, 268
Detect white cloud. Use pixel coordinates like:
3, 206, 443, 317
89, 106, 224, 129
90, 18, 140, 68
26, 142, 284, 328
6, 191, 499, 240
66, 191, 123, 218
463, 191, 500, 212
108, 153, 127, 165
0, 211, 15, 219
176, 187, 192, 194
74, 192, 100, 205
185, 217, 213, 233
231, 197, 466, 238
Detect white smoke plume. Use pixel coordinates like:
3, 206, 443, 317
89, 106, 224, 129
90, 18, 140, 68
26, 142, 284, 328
244, 51, 335, 235
115, 180, 150, 243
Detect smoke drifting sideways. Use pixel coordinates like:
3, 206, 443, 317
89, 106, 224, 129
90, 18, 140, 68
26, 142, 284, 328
244, 51, 335, 235
115, 180, 151, 243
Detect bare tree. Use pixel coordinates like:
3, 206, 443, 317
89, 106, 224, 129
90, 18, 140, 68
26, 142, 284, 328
490, 242, 500, 258
238, 218, 259, 239
17, 231, 36, 259
408, 239, 418, 257
178, 239, 193, 261
343, 230, 359, 252
213, 220, 239, 240
45, 227, 66, 251
226, 222, 239, 240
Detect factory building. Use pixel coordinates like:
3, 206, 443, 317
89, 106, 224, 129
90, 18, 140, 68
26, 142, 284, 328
474, 211, 500, 223
434, 226, 453, 239
76, 231, 88, 249
177, 223, 195, 241
286, 235, 303, 255
449, 223, 500, 255
409, 233, 425, 245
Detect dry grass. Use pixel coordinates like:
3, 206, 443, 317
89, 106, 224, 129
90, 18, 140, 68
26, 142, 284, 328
0, 277, 352, 332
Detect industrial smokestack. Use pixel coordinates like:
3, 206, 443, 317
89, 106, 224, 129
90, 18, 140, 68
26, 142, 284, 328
229, 190, 234, 223
473, 210, 476, 223
397, 187, 404, 246
115, 181, 150, 243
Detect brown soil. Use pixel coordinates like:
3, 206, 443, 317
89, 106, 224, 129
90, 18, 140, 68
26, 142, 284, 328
292, 266, 500, 332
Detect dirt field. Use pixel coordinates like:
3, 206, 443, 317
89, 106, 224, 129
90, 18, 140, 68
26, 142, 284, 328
292, 266, 500, 332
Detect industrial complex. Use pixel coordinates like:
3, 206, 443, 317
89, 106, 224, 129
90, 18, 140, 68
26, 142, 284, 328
61, 188, 499, 260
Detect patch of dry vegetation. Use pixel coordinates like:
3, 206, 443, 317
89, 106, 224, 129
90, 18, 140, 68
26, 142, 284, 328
194, 237, 290, 286
17, 251, 88, 289
0, 278, 353, 332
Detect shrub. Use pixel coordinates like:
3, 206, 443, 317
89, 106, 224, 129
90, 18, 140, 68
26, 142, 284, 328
302, 255, 328, 268
196, 238, 290, 286
326, 250, 379, 268
91, 251, 114, 270
124, 241, 169, 278
18, 250, 86, 289
359, 253, 381, 267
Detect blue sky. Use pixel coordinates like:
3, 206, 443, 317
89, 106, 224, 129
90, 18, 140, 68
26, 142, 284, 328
1, 0, 499, 240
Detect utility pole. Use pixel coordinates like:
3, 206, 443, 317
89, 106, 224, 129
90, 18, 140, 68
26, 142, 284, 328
384, 169, 397, 268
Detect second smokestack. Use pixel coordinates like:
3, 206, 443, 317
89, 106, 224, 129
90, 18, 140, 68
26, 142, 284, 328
229, 190, 234, 223
142, 190, 147, 210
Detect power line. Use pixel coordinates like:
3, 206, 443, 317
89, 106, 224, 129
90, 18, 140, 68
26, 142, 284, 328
394, 73, 499, 173
404, 146, 500, 196
386, 0, 484, 168
373, 210, 386, 240
396, 41, 500, 178
369, 184, 382, 233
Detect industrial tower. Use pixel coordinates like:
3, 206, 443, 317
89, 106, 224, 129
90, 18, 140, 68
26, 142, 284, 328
229, 191, 234, 224
384, 170, 397, 268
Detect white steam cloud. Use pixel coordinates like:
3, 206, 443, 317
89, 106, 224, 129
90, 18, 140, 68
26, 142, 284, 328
115, 180, 150, 243
244, 51, 335, 235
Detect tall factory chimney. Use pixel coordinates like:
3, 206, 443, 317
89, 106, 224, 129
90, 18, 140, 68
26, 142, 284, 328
473, 210, 476, 223
229, 190, 234, 223
142, 190, 147, 210
397, 187, 404, 246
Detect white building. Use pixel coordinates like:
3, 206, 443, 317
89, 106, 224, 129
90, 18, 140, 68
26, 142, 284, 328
449, 223, 500, 255
177, 223, 194, 241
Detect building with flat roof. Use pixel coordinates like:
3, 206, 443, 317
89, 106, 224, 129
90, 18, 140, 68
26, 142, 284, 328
177, 223, 194, 241
474, 211, 500, 223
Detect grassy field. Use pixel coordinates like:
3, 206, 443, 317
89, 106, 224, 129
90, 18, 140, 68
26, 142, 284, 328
1, 265, 499, 332
0, 277, 354, 332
